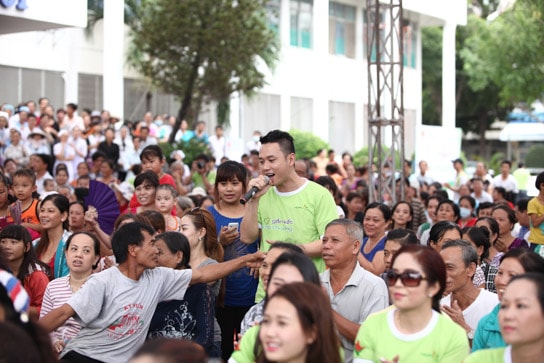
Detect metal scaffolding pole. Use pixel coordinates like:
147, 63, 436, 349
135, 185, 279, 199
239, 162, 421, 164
366, 0, 405, 205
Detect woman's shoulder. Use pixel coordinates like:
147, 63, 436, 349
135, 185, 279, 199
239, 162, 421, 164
198, 258, 218, 268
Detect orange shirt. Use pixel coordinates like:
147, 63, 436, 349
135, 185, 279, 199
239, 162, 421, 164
19, 198, 40, 240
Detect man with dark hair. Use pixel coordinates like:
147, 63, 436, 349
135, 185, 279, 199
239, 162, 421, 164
240, 130, 338, 301
492, 160, 518, 203
40, 222, 263, 363
63, 103, 84, 131
515, 198, 531, 241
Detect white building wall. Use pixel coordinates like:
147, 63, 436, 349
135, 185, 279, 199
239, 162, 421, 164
0, 0, 466, 154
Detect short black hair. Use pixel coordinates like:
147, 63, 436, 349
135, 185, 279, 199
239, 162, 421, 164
111, 222, 155, 264
140, 145, 164, 162
535, 171, 544, 191
260, 130, 295, 156
134, 170, 159, 188
13, 168, 36, 185
91, 150, 107, 162
516, 198, 530, 212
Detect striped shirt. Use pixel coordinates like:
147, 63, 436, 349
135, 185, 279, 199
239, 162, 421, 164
40, 276, 81, 344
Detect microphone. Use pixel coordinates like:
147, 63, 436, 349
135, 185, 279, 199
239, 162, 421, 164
240, 176, 269, 205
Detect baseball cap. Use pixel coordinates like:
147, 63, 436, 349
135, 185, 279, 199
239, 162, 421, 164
18, 106, 29, 113
188, 187, 207, 197
451, 158, 464, 165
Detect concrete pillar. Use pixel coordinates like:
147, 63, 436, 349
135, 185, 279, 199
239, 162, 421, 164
64, 28, 80, 105
442, 22, 456, 128
103, 0, 124, 118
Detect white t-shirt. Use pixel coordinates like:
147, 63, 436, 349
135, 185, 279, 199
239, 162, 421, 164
62, 266, 192, 363
492, 174, 519, 193
441, 289, 497, 330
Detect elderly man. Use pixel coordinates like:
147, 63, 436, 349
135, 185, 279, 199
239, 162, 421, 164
321, 219, 389, 363
440, 240, 497, 343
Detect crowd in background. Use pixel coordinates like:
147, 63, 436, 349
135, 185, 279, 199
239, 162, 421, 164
0, 97, 543, 363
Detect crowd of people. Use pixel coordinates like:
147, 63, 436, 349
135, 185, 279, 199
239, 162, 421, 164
0, 99, 543, 363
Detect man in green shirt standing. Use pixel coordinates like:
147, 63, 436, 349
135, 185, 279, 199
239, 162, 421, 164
240, 130, 338, 301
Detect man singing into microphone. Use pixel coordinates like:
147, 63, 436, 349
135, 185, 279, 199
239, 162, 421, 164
240, 130, 338, 301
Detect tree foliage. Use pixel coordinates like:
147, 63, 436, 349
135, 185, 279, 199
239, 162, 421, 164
128, 0, 278, 143
462, 0, 544, 105
422, 0, 543, 156
289, 129, 330, 160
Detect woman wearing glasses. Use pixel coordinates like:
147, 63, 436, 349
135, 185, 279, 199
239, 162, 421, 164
353, 245, 470, 363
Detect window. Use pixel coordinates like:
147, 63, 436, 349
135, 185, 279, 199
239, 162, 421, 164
363, 8, 386, 62
290, 0, 313, 48
291, 97, 313, 131
403, 19, 417, 68
329, 101, 355, 153
329, 2, 356, 58
266, 0, 281, 34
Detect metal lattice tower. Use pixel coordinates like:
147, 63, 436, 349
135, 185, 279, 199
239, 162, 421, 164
366, 0, 405, 204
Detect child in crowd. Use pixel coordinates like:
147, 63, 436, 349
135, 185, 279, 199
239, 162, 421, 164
12, 168, 41, 240
43, 179, 56, 193
126, 171, 159, 214
129, 145, 176, 209
0, 173, 14, 231
528, 171, 544, 254
0, 224, 50, 319
155, 184, 181, 232
75, 175, 91, 189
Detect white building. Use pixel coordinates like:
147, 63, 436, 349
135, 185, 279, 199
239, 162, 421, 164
0, 0, 466, 156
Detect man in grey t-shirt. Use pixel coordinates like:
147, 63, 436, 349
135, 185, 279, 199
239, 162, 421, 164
40, 223, 263, 363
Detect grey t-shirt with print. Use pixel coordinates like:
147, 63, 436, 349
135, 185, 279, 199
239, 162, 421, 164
62, 266, 192, 363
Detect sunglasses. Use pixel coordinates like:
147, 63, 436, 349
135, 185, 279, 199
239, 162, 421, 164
386, 270, 427, 287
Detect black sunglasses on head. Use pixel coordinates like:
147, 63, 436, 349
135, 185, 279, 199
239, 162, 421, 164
386, 270, 427, 287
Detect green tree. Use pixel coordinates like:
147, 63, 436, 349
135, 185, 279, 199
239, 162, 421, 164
289, 129, 329, 160
463, 0, 544, 105
129, 0, 278, 143
422, 0, 543, 156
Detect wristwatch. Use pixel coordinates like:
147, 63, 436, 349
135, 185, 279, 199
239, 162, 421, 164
467, 329, 475, 340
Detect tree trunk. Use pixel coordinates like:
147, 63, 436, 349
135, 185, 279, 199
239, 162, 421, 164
168, 56, 201, 144
478, 112, 487, 158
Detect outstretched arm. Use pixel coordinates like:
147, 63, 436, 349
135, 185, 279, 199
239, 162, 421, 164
190, 251, 265, 285
39, 303, 76, 333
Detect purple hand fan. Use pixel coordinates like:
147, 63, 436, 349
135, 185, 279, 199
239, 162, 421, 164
83, 180, 120, 235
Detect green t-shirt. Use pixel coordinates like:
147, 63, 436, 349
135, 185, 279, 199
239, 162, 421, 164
513, 168, 530, 191
353, 309, 470, 363
191, 170, 216, 189
528, 197, 544, 245
464, 347, 507, 363
229, 325, 259, 363
229, 323, 344, 363
255, 180, 338, 301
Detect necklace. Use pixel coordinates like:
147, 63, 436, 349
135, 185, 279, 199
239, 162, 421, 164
68, 276, 85, 293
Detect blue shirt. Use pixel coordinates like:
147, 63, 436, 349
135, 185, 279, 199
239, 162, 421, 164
208, 205, 259, 306
361, 236, 387, 262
